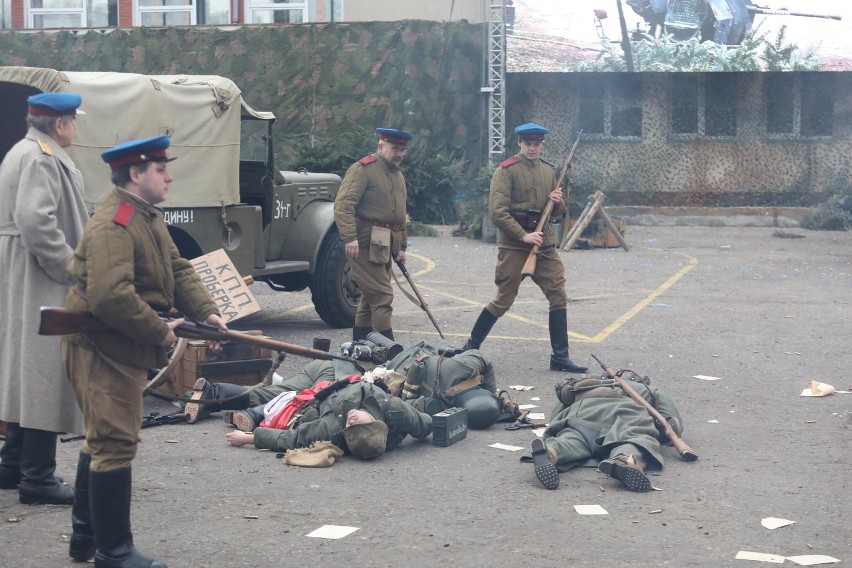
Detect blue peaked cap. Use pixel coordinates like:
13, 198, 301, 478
27, 92, 85, 116
101, 135, 176, 170
514, 123, 548, 141
376, 128, 413, 146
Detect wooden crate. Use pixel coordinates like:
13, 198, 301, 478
158, 332, 273, 396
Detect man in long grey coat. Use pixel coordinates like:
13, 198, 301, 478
0, 92, 89, 505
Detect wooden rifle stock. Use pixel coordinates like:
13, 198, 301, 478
521, 130, 583, 278
590, 354, 698, 462
39, 307, 350, 363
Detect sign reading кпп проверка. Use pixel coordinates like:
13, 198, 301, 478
190, 249, 260, 322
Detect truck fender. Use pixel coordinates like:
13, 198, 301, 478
280, 201, 337, 272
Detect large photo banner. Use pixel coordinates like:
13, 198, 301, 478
507, 0, 849, 72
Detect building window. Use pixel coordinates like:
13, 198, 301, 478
29, 0, 86, 27
246, 0, 307, 24
2, 0, 11, 28
766, 73, 834, 138
136, 0, 195, 25
670, 74, 737, 138
577, 74, 642, 139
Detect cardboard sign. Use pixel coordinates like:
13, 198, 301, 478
190, 249, 260, 323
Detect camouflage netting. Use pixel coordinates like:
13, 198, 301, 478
0, 21, 485, 170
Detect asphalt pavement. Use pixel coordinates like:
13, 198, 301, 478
1, 225, 849, 567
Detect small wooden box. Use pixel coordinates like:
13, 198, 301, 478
160, 332, 273, 395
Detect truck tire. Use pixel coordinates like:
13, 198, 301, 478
311, 229, 359, 328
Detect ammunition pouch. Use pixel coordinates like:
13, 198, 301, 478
555, 377, 622, 406
510, 208, 543, 232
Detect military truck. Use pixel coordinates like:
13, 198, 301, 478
0, 67, 358, 327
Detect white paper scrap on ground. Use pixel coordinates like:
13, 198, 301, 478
800, 381, 836, 397
761, 517, 795, 530
306, 525, 359, 539
708, 420, 720, 424
574, 504, 608, 515
735, 551, 785, 563
786, 555, 841, 566
508, 385, 534, 391
532, 428, 546, 437
527, 413, 545, 420
530, 397, 541, 401
518, 404, 539, 410
489, 443, 524, 451
693, 375, 722, 381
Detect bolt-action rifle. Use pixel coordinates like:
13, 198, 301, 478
38, 307, 352, 363
522, 130, 582, 278
393, 253, 445, 339
61, 411, 188, 443
591, 353, 698, 462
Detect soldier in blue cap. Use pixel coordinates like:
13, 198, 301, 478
457, 123, 588, 373
334, 128, 413, 342
61, 135, 226, 567
0, 92, 88, 507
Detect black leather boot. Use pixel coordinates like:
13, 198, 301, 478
18, 428, 74, 505
461, 308, 499, 351
352, 326, 371, 341
548, 309, 588, 373
0, 421, 23, 489
90, 467, 167, 568
69, 452, 95, 562
378, 329, 394, 341
185, 378, 251, 424
228, 405, 266, 432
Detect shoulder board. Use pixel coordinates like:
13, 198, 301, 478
500, 156, 520, 168
112, 200, 136, 227
36, 139, 53, 156
540, 158, 555, 167
358, 155, 377, 165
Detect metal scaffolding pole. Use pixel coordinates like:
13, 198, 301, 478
485, 0, 506, 169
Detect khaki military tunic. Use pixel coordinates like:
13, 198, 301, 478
61, 188, 218, 471
334, 154, 408, 330
485, 154, 568, 317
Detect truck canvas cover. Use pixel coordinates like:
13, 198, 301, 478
0, 66, 274, 208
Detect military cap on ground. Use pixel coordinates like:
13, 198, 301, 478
514, 123, 548, 142
376, 128, 413, 147
27, 92, 85, 116
343, 420, 389, 459
101, 135, 177, 170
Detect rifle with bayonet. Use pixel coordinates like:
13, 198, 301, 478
61, 410, 188, 443
521, 130, 582, 278
39, 307, 352, 363
591, 353, 698, 462
392, 254, 445, 339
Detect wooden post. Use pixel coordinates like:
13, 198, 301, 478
560, 199, 593, 249
562, 191, 606, 251
597, 207, 630, 252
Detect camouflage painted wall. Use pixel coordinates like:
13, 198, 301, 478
507, 72, 852, 208
0, 22, 486, 169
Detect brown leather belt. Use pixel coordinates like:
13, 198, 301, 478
358, 217, 403, 232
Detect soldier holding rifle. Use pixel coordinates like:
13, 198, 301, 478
458, 123, 587, 373
60, 135, 226, 567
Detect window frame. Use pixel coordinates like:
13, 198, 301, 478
764, 73, 835, 141
576, 74, 643, 141
668, 73, 738, 141
133, 0, 197, 26
244, 0, 309, 24
28, 0, 87, 28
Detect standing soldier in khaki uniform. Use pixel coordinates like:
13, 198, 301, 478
459, 123, 587, 373
334, 128, 412, 342
0, 93, 88, 506
61, 136, 225, 567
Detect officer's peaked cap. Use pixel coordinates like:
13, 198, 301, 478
27, 92, 86, 116
514, 122, 548, 141
101, 135, 177, 170
376, 128, 413, 147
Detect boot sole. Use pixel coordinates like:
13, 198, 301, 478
231, 412, 256, 433
531, 438, 559, 490
598, 460, 651, 492
185, 378, 207, 424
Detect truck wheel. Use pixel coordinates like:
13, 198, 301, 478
311, 230, 359, 328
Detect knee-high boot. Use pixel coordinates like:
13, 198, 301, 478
90, 467, 167, 568
548, 308, 588, 373
0, 422, 23, 489
69, 452, 95, 561
185, 378, 251, 424
18, 427, 74, 505
352, 326, 371, 341
461, 308, 499, 351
